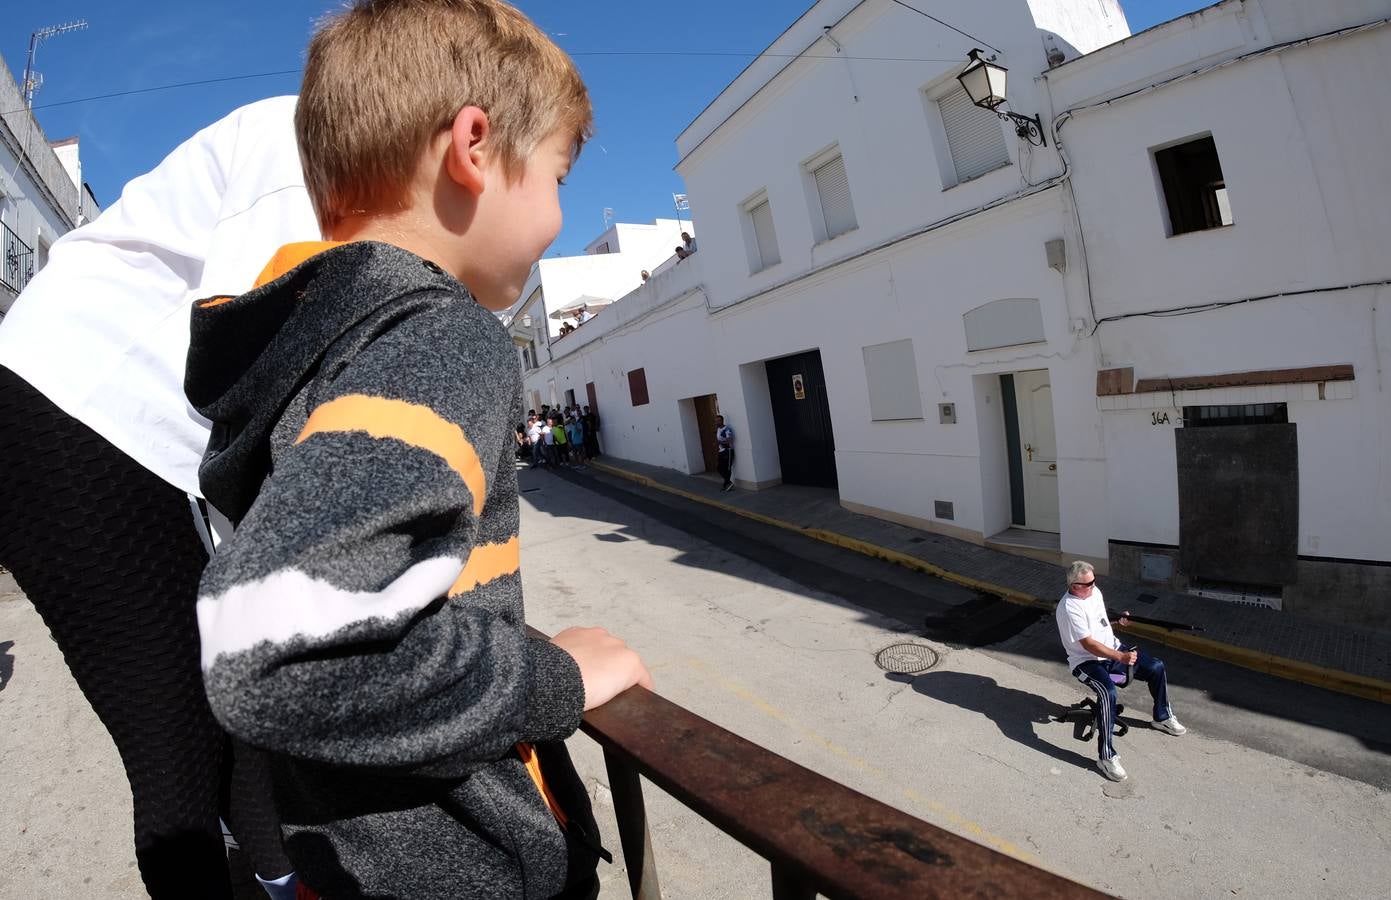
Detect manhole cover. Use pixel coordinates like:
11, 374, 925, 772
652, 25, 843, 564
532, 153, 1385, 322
874, 642, 941, 674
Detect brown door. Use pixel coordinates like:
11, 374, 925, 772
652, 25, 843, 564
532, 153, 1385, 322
693, 394, 720, 473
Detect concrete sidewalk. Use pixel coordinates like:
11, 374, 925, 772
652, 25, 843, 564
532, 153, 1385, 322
580, 456, 1391, 704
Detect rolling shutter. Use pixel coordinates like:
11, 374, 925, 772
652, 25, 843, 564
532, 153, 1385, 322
939, 88, 1010, 183
813, 154, 857, 238
749, 199, 780, 270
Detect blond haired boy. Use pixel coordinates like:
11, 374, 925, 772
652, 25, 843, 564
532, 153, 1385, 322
185, 2, 651, 896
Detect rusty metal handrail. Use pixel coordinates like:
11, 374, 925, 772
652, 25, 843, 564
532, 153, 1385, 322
531, 630, 1105, 899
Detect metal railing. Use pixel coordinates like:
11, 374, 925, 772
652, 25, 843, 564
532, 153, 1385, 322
2, 222, 34, 295
532, 630, 1106, 899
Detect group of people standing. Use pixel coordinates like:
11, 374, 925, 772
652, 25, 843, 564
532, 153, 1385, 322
522, 404, 600, 468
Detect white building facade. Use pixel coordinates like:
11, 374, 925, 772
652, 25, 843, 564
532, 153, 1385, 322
523, 0, 1391, 627
0, 51, 99, 314
1046, 0, 1391, 623
507, 218, 693, 409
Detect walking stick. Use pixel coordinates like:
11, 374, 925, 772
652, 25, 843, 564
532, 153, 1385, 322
1111, 610, 1205, 632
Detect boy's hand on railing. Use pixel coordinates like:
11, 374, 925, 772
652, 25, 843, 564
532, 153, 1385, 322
552, 627, 653, 711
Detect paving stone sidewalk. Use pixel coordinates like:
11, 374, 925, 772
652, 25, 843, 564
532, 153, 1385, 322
580, 456, 1391, 695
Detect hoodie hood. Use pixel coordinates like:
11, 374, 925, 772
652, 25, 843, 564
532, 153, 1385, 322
185, 240, 466, 521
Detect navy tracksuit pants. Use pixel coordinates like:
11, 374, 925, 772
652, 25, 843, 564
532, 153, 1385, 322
1072, 645, 1173, 760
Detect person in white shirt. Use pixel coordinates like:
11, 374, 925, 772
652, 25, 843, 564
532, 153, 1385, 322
0, 96, 311, 899
1056, 561, 1186, 782
526, 416, 544, 468
540, 417, 556, 466
715, 415, 735, 491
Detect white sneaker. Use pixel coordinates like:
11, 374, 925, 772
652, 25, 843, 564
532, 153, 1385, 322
1097, 756, 1128, 781
1153, 715, 1187, 736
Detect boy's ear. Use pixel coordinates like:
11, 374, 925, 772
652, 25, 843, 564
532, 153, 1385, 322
444, 106, 491, 196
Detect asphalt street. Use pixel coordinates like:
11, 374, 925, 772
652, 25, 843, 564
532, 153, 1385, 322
3, 465, 1388, 898
522, 465, 1391, 899
552, 465, 1391, 790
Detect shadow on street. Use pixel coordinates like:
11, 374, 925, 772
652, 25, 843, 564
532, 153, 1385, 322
520, 465, 1391, 786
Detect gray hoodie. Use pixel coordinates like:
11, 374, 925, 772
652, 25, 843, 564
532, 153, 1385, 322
186, 241, 602, 899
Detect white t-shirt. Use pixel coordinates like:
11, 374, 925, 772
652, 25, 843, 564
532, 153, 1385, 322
526, 423, 542, 444
0, 96, 318, 497
1056, 588, 1119, 671
541, 425, 555, 445
716, 424, 734, 449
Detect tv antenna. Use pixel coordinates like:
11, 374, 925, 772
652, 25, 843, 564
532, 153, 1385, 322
23, 20, 89, 109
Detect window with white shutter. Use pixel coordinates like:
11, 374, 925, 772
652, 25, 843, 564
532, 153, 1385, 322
748, 197, 780, 272
938, 88, 1010, 183
812, 153, 856, 240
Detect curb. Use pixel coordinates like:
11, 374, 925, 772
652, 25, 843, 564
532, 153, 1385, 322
582, 460, 1391, 706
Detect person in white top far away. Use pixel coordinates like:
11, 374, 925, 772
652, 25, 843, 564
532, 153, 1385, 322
1055, 561, 1186, 782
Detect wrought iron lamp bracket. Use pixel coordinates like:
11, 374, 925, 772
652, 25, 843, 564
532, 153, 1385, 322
998, 109, 1046, 146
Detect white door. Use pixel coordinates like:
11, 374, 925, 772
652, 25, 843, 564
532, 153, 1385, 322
1014, 370, 1060, 533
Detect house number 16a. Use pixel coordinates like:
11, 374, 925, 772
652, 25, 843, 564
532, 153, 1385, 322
1151, 411, 1172, 425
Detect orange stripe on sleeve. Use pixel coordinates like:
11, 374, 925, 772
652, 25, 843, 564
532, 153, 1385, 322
296, 394, 489, 516
448, 536, 520, 597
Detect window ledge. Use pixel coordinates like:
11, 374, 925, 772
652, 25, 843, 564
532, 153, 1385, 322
813, 227, 859, 249
940, 160, 1013, 192
1165, 222, 1235, 239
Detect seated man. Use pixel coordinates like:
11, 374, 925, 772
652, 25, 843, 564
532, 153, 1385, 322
1056, 561, 1186, 781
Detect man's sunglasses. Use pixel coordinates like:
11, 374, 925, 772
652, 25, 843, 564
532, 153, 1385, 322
1071, 579, 1096, 588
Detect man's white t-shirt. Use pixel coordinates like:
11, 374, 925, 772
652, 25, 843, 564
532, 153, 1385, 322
1056, 588, 1119, 671
716, 424, 734, 449
541, 425, 555, 445
0, 96, 317, 497
526, 423, 543, 444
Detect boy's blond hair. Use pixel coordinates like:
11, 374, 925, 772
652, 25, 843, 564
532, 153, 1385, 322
296, 0, 592, 234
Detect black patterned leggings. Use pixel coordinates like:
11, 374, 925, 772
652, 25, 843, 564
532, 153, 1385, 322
0, 366, 289, 897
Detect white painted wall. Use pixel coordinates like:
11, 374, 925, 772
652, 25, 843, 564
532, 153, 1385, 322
1048, 0, 1391, 562
676, 0, 1066, 319
1026, 0, 1130, 59
51, 141, 81, 195
525, 0, 1390, 569
0, 63, 96, 311
588, 219, 693, 269
532, 254, 649, 338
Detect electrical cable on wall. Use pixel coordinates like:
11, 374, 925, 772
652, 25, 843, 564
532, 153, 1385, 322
5, 49, 977, 118
1088, 280, 1391, 334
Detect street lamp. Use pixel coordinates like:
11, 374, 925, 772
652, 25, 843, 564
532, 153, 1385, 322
957, 48, 1047, 147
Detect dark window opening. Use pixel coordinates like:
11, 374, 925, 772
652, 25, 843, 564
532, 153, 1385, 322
1155, 135, 1233, 236
1182, 403, 1287, 427
564, 388, 576, 407
628, 368, 650, 407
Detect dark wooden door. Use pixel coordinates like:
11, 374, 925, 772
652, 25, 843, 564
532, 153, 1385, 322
693, 394, 720, 474
765, 350, 837, 488
1176, 423, 1298, 585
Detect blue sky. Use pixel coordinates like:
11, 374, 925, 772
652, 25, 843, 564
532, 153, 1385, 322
5, 0, 1211, 256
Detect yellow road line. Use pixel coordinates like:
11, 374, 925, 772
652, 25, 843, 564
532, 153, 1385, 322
587, 461, 1391, 705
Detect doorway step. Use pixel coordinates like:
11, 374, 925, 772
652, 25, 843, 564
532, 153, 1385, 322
985, 527, 1061, 566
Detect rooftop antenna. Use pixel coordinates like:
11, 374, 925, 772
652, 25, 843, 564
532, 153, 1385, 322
23, 20, 88, 109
